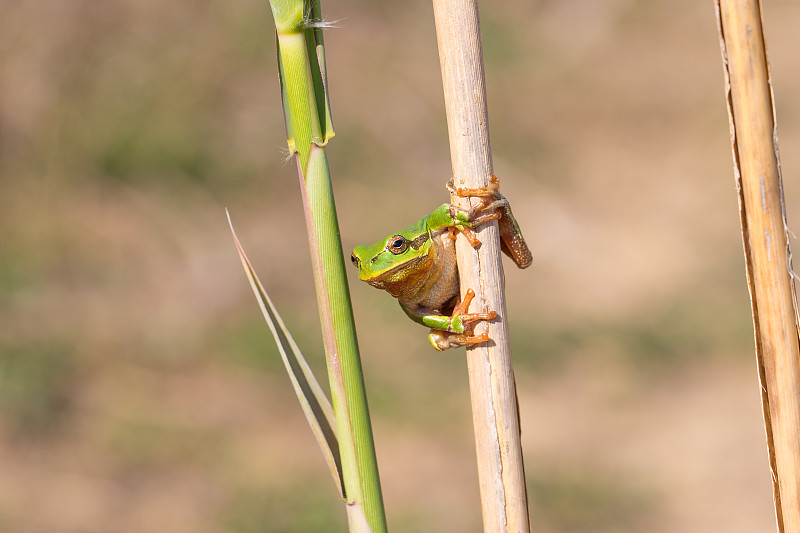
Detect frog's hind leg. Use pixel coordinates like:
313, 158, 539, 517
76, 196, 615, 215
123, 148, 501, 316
427, 288, 496, 351
452, 288, 497, 326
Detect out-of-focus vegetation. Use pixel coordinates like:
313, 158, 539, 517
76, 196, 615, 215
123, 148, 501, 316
2, 0, 798, 531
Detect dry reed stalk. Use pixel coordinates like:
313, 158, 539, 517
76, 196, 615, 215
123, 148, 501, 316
716, 1, 800, 531
431, 1, 531, 531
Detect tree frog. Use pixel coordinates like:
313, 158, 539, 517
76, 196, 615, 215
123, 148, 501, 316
350, 175, 532, 351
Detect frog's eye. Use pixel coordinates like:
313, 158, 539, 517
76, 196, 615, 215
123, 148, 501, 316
387, 235, 409, 255
351, 253, 360, 267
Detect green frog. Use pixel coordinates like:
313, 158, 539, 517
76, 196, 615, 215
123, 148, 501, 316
350, 176, 532, 350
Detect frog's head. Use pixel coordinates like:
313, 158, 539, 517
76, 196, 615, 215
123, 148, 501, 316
351, 227, 433, 291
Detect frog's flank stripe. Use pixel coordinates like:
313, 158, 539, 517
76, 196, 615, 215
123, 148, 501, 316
409, 232, 429, 251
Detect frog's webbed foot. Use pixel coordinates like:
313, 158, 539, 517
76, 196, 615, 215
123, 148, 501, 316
427, 288, 496, 351
429, 331, 489, 351
446, 175, 507, 246
458, 175, 509, 223
453, 173, 502, 201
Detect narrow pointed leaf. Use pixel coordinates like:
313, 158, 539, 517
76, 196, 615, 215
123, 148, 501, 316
227, 211, 344, 497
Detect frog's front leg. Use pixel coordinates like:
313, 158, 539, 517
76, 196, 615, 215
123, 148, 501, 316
401, 289, 497, 351
448, 175, 533, 269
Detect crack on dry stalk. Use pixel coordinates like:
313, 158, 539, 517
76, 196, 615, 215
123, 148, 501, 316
482, 350, 506, 529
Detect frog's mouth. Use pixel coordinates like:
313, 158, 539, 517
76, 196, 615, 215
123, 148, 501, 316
362, 254, 424, 285
363, 253, 433, 295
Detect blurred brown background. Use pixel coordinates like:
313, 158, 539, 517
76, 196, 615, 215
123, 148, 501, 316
2, 0, 798, 531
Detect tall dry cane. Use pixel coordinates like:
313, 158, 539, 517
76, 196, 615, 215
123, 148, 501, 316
432, 0, 531, 531
716, 1, 800, 532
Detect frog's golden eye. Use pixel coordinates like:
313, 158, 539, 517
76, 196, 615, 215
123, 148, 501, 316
351, 253, 360, 267
387, 235, 409, 255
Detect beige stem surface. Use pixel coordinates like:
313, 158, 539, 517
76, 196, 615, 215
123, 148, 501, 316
716, 1, 800, 532
431, 1, 531, 532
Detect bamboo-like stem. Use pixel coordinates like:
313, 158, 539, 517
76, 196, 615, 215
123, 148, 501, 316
431, 1, 530, 532
267, 1, 387, 531
716, 2, 800, 532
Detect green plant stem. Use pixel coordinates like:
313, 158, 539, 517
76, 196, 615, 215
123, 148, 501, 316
304, 146, 386, 532
268, 1, 388, 531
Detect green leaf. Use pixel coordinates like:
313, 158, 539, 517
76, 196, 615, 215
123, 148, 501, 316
228, 210, 344, 497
